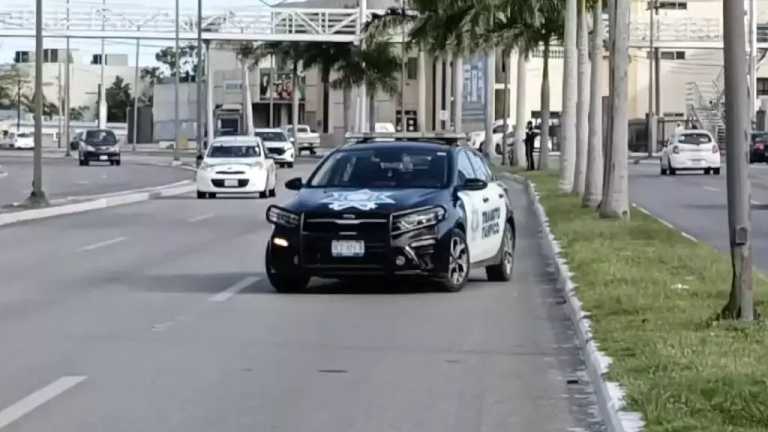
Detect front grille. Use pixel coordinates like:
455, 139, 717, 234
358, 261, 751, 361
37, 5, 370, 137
267, 147, 286, 156
301, 215, 391, 268
215, 170, 246, 175
212, 179, 249, 188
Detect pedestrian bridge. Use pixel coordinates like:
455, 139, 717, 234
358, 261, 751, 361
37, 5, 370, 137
0, 1, 363, 42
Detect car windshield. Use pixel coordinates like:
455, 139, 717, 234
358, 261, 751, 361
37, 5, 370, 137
677, 133, 712, 144
208, 145, 261, 158
85, 130, 117, 145
255, 132, 288, 142
309, 146, 449, 189
753, 133, 768, 144
17, 133, 31, 138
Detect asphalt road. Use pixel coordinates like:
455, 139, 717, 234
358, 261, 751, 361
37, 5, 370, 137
630, 162, 768, 269
0, 155, 192, 206
0, 161, 603, 432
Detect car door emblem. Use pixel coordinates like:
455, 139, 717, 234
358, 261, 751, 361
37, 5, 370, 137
321, 189, 395, 211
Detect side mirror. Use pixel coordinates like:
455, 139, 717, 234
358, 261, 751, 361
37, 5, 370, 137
458, 178, 488, 191
285, 177, 303, 191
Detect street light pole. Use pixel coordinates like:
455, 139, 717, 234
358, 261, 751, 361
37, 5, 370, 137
99, 0, 106, 129
28, 0, 47, 206
132, 26, 140, 152
196, 0, 203, 164
64, 0, 71, 157
749, 0, 757, 125
173, 0, 180, 162
647, 0, 656, 158
399, 0, 406, 136
721, 0, 754, 320
16, 79, 22, 133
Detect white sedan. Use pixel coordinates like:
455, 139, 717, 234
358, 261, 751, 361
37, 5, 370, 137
660, 130, 721, 176
196, 136, 277, 199
12, 133, 34, 149
284, 125, 320, 155
254, 128, 295, 168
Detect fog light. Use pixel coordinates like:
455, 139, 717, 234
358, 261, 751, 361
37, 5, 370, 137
273, 237, 289, 247
395, 255, 406, 266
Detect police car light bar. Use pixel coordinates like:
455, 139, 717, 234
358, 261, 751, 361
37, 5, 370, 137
345, 132, 469, 146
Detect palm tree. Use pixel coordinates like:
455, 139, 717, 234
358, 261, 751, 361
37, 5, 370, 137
559, 0, 578, 192
573, 0, 590, 195
301, 42, 354, 135
257, 42, 306, 144
599, 0, 630, 219
236, 42, 261, 137
583, 2, 604, 209
332, 41, 401, 130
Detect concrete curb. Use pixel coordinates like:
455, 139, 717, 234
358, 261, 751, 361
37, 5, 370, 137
0, 180, 195, 228
508, 173, 645, 432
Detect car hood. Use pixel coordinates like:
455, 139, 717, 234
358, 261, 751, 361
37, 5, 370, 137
286, 187, 449, 216
264, 141, 292, 148
204, 158, 259, 167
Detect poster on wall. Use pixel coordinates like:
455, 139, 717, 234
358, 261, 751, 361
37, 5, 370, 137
259, 69, 305, 102
462, 55, 486, 122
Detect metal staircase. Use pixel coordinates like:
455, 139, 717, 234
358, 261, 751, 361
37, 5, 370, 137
685, 70, 726, 144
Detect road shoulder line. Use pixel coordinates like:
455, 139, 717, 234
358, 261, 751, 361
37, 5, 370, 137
507, 174, 644, 432
209, 276, 260, 302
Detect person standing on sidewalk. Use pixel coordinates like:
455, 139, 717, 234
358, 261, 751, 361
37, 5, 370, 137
525, 121, 536, 170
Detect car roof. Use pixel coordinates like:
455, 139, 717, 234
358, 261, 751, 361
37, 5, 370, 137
336, 141, 457, 152
253, 128, 284, 133
211, 136, 261, 146
675, 129, 712, 135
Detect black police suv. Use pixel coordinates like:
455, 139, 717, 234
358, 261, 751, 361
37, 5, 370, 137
265, 135, 516, 292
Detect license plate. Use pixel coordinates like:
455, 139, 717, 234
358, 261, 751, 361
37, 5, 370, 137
99, 155, 108, 161
331, 240, 365, 257
224, 179, 238, 187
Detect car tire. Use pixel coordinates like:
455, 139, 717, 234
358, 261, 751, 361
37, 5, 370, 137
486, 221, 515, 282
259, 190, 268, 199
704, 168, 711, 175
669, 166, 676, 175
78, 159, 85, 166
209, 193, 217, 199
288, 162, 294, 168
714, 168, 721, 175
660, 165, 667, 175
197, 191, 207, 199
269, 187, 276, 198
438, 229, 470, 292
115, 160, 121, 166
83, 160, 89, 166
266, 245, 309, 293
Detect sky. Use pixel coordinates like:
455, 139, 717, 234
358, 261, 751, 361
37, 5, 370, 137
0, 0, 300, 66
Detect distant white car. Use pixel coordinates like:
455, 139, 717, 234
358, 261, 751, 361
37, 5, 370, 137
284, 125, 320, 155
660, 129, 721, 176
12, 133, 34, 149
374, 122, 396, 133
254, 128, 295, 168
196, 136, 277, 199
469, 119, 514, 151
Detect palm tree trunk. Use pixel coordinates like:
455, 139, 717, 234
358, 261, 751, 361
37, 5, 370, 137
342, 86, 350, 134
602, 0, 616, 207
242, 62, 254, 136
368, 92, 376, 131
502, 49, 510, 165
539, 41, 551, 171
291, 60, 299, 145
573, 0, 590, 195
559, 0, 578, 192
514, 51, 527, 168
584, 3, 604, 209
322, 68, 330, 134
599, 0, 630, 220
484, 51, 495, 159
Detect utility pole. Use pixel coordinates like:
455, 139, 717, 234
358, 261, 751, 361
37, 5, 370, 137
749, 0, 757, 125
16, 79, 22, 133
269, 54, 275, 127
399, 0, 406, 136
28, 0, 47, 206
205, 40, 215, 146
647, 0, 657, 157
173, 0, 180, 162
57, 62, 62, 149
721, 0, 754, 320
132, 26, 140, 152
98, 0, 107, 128
196, 0, 203, 165
64, 0, 71, 157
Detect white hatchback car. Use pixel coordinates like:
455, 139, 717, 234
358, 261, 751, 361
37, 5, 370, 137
254, 128, 295, 168
660, 130, 721, 176
13, 132, 34, 149
196, 136, 277, 199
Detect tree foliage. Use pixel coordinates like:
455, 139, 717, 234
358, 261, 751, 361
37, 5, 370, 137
106, 75, 132, 122
154, 44, 198, 82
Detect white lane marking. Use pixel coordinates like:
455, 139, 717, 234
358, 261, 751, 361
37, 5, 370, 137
209, 276, 260, 302
0, 376, 87, 429
187, 213, 215, 223
680, 232, 698, 242
75, 180, 90, 185
702, 186, 719, 192
77, 236, 127, 252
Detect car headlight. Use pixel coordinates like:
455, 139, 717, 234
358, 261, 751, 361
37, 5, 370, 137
267, 206, 300, 228
84, 144, 96, 152
392, 206, 446, 234
250, 161, 264, 169
110, 145, 120, 152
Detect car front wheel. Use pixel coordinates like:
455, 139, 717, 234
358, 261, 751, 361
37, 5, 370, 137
486, 222, 514, 282
438, 229, 470, 292
266, 245, 309, 293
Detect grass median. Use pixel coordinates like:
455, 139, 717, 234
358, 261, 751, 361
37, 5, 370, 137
515, 170, 768, 432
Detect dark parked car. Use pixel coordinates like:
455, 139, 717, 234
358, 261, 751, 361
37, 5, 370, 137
750, 132, 768, 163
72, 129, 121, 166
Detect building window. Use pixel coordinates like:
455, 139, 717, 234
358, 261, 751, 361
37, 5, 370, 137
657, 1, 687, 10
14, 51, 30, 63
406, 57, 417, 80
531, 48, 564, 59
43, 49, 59, 63
91, 54, 103, 65
648, 50, 686, 60
757, 78, 768, 96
